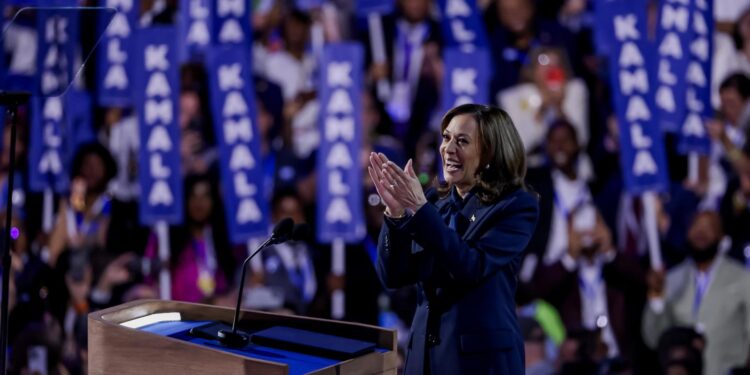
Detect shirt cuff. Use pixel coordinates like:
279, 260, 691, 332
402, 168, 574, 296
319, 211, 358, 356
649, 297, 666, 314
561, 254, 578, 272
90, 288, 112, 305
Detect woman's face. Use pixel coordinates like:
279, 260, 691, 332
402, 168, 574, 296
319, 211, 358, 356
188, 181, 213, 224
720, 87, 745, 125
440, 114, 481, 192
80, 154, 106, 192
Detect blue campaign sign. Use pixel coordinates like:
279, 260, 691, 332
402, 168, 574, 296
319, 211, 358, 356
356, 0, 395, 16
206, 46, 270, 243
28, 9, 78, 192
441, 48, 490, 114
653, 0, 691, 133
96, 0, 139, 107
316, 43, 367, 243
29, 96, 69, 192
437, 0, 487, 49
178, 0, 213, 62
678, 0, 713, 155
212, 0, 252, 46
135, 27, 183, 225
606, 0, 669, 194
296, 0, 323, 11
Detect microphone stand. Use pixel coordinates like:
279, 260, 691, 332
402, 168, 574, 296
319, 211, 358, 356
0, 91, 30, 375
217, 235, 278, 347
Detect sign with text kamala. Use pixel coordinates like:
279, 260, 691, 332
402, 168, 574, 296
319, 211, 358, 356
97, 0, 139, 107
135, 27, 183, 225
316, 43, 366, 243
206, 47, 269, 243
606, 0, 669, 194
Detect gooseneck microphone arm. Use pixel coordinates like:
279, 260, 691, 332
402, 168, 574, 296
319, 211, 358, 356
218, 218, 297, 347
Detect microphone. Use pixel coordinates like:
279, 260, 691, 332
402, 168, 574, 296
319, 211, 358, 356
218, 218, 297, 347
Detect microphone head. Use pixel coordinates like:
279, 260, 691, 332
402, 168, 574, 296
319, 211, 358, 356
291, 223, 310, 242
272, 218, 295, 239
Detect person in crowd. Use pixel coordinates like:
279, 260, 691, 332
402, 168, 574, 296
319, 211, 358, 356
524, 120, 595, 271
245, 190, 317, 315
705, 73, 750, 209
499, 46, 588, 167
656, 327, 705, 375
643, 210, 750, 375
370, 104, 538, 374
179, 85, 216, 176
720, 150, 750, 265
484, 0, 579, 95
531, 202, 646, 361
144, 174, 236, 303
48, 143, 117, 267
556, 328, 604, 375
520, 316, 555, 375
361, 0, 442, 155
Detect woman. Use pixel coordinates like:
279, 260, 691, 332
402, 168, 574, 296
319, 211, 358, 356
144, 174, 236, 303
368, 104, 539, 374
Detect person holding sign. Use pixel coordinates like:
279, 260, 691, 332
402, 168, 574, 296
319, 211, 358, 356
369, 104, 538, 374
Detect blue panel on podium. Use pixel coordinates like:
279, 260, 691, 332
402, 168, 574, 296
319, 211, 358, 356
138, 320, 382, 375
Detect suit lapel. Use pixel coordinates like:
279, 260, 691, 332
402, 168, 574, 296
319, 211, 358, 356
461, 193, 518, 239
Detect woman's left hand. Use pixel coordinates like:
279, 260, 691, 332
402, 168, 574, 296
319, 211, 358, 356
378, 154, 427, 213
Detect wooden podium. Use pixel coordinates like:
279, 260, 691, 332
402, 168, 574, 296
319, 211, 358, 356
88, 299, 398, 375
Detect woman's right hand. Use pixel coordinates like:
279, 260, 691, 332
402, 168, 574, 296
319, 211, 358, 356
368, 152, 405, 217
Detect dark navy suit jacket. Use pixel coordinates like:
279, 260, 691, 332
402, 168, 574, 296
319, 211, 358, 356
377, 187, 538, 374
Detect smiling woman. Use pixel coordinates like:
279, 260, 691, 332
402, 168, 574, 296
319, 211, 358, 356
368, 103, 539, 375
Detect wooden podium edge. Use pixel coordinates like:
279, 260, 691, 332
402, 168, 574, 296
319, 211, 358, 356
88, 299, 398, 375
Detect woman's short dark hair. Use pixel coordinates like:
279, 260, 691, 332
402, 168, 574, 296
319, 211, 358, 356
70, 142, 118, 186
719, 73, 750, 99
437, 104, 528, 203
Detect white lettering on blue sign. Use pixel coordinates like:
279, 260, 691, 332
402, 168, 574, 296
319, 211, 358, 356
446, 0, 471, 17
187, 0, 210, 46
326, 198, 352, 223
107, 39, 127, 63
107, 0, 133, 10
619, 69, 648, 95
661, 5, 689, 31
219, 63, 244, 90
104, 65, 128, 89
452, 68, 477, 94
143, 41, 176, 208
322, 57, 357, 226
327, 62, 353, 86
146, 126, 173, 151
237, 199, 262, 224
658, 33, 683, 58
682, 113, 705, 137
229, 144, 256, 170
614, 13, 658, 178
107, 13, 131, 38
327, 89, 354, 113
145, 99, 174, 125
216, 61, 262, 225
218, 0, 245, 17
614, 15, 640, 40
224, 118, 253, 143
149, 181, 174, 205
656, 86, 676, 111
219, 19, 244, 43
658, 60, 677, 85
324, 117, 355, 141
145, 45, 169, 70
223, 91, 249, 116
619, 42, 644, 66
451, 20, 475, 43
686, 62, 707, 86
145, 72, 172, 97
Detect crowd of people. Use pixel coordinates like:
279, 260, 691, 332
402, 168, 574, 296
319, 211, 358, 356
1, 0, 750, 374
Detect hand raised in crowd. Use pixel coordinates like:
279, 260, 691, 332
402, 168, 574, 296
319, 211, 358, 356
646, 268, 666, 299
95, 252, 136, 294
370, 152, 427, 215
